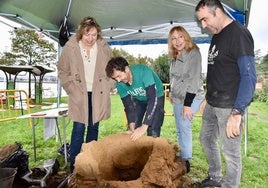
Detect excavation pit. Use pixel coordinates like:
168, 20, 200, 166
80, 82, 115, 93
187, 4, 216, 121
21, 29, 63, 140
68, 133, 192, 188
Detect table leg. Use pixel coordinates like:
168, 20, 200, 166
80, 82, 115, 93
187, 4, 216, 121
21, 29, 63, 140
55, 118, 62, 145
62, 116, 68, 168
32, 118, 37, 162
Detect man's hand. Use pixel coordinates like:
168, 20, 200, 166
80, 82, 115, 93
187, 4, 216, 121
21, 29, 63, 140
126, 122, 135, 134
226, 114, 242, 138
130, 124, 148, 141
199, 99, 207, 115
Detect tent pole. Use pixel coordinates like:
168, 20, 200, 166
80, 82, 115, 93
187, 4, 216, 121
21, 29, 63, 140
57, 45, 63, 108
63, 0, 73, 25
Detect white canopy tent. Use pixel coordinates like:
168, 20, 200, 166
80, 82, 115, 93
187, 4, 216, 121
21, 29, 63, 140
0, 0, 252, 45
0, 0, 252, 155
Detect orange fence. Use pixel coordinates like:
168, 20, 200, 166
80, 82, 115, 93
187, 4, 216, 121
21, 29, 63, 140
163, 83, 204, 117
0, 89, 31, 124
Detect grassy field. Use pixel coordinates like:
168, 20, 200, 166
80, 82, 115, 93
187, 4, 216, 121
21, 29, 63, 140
0, 95, 267, 187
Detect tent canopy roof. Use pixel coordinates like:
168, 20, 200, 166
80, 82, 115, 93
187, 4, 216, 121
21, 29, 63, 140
0, 0, 252, 45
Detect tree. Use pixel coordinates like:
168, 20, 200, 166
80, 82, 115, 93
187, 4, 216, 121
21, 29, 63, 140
112, 48, 153, 66
151, 53, 170, 83
112, 47, 169, 83
0, 52, 16, 65
3, 29, 57, 67
254, 49, 263, 64
0, 28, 57, 100
136, 55, 154, 66
112, 48, 136, 65
256, 53, 268, 92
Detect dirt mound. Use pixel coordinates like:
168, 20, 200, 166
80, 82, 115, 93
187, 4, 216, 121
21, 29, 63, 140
68, 133, 192, 188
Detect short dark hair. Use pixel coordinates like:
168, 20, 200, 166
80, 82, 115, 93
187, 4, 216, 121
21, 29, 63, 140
195, 0, 225, 14
105, 57, 129, 78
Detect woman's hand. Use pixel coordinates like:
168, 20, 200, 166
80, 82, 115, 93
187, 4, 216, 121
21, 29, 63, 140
182, 106, 194, 121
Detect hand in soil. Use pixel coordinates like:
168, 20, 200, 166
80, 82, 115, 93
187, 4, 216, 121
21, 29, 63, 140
130, 124, 148, 141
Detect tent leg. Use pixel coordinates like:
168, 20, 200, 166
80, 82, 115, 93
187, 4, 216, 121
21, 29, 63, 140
244, 108, 248, 156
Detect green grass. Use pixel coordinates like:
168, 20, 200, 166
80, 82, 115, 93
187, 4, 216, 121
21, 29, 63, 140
0, 95, 267, 187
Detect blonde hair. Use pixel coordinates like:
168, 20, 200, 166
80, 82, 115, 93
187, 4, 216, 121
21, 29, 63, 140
168, 26, 198, 59
76, 16, 102, 41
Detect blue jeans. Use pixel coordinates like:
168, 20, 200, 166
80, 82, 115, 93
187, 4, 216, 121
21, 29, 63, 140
69, 92, 99, 173
173, 99, 202, 161
200, 103, 242, 188
134, 96, 165, 137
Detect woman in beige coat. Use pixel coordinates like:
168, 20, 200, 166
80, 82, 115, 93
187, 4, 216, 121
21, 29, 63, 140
57, 17, 114, 173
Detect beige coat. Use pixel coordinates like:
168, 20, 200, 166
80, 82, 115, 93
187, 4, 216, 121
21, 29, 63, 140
57, 35, 115, 125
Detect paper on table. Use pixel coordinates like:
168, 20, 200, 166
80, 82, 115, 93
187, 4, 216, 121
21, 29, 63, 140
44, 118, 56, 141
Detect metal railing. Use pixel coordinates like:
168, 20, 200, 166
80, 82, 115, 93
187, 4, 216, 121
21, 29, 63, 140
0, 89, 31, 124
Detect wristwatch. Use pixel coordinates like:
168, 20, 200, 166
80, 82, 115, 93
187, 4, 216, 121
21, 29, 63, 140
231, 109, 241, 115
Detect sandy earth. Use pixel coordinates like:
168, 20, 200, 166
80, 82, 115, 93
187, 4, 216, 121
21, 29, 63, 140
68, 133, 192, 188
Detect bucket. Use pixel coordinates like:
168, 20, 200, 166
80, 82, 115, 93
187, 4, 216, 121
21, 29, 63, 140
0, 168, 17, 188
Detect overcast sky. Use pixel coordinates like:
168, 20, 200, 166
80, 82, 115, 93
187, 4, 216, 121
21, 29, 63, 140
247, 0, 268, 55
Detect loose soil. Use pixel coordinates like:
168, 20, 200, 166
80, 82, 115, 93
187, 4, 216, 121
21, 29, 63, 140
69, 133, 193, 188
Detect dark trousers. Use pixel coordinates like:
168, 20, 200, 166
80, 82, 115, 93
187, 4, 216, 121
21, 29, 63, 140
134, 96, 165, 137
69, 92, 99, 173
